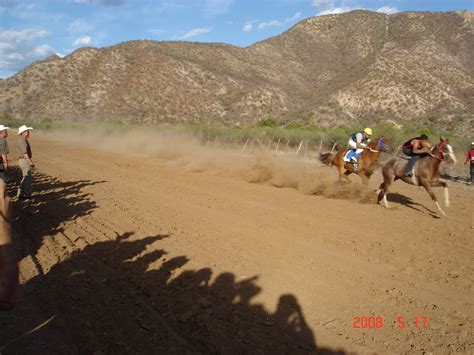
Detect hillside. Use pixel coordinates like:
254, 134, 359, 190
0, 10, 473, 133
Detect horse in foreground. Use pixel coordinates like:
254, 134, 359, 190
377, 138, 457, 216
320, 136, 392, 184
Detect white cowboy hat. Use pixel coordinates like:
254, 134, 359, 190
0, 125, 9, 131
17, 125, 33, 135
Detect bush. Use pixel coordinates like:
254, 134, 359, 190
256, 118, 277, 128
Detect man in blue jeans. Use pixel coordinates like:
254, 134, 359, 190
402, 134, 432, 177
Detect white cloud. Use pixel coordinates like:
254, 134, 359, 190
178, 27, 211, 40
312, 0, 358, 16
0, 29, 55, 75
242, 23, 253, 32
258, 19, 282, 29
312, 0, 399, 16
377, 5, 399, 14
204, 0, 233, 16
68, 19, 94, 33
318, 6, 354, 15
256, 11, 301, 31
285, 11, 302, 22
33, 44, 54, 56
73, 36, 93, 46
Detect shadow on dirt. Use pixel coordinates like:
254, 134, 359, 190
0, 232, 347, 354
439, 173, 469, 184
5, 167, 104, 264
386, 192, 439, 218
0, 167, 347, 353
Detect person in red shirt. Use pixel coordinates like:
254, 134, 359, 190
465, 142, 474, 185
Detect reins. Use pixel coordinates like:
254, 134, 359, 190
428, 144, 447, 161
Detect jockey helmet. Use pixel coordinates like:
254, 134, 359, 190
364, 127, 373, 136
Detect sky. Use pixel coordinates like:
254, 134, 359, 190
0, 0, 473, 78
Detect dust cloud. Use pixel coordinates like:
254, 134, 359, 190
44, 126, 374, 202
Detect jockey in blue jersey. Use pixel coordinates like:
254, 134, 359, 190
345, 127, 373, 172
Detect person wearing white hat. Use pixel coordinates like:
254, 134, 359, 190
465, 142, 474, 185
0, 125, 10, 183
16, 125, 34, 200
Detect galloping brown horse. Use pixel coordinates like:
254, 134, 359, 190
377, 138, 457, 216
320, 136, 392, 184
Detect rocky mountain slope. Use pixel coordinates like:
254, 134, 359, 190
1, 10, 473, 133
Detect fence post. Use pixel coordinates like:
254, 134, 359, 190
242, 138, 249, 151
296, 140, 303, 155
275, 138, 281, 153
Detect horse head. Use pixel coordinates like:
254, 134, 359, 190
433, 137, 457, 163
376, 135, 393, 154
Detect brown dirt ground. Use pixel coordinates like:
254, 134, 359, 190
0, 134, 473, 354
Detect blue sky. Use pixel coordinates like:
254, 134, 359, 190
0, 0, 472, 78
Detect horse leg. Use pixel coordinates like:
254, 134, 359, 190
377, 180, 391, 208
337, 161, 350, 183
420, 179, 445, 216
376, 182, 384, 196
431, 180, 449, 207
377, 165, 397, 208
381, 182, 390, 208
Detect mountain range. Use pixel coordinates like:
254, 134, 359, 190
1, 10, 473, 134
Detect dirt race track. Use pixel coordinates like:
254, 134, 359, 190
0, 133, 473, 354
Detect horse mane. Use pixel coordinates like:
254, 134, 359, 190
368, 140, 378, 148
367, 137, 383, 150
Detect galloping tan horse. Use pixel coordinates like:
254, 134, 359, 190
320, 136, 392, 184
377, 138, 457, 216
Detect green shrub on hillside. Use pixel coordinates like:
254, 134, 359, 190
256, 118, 277, 128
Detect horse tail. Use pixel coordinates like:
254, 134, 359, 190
319, 152, 335, 166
